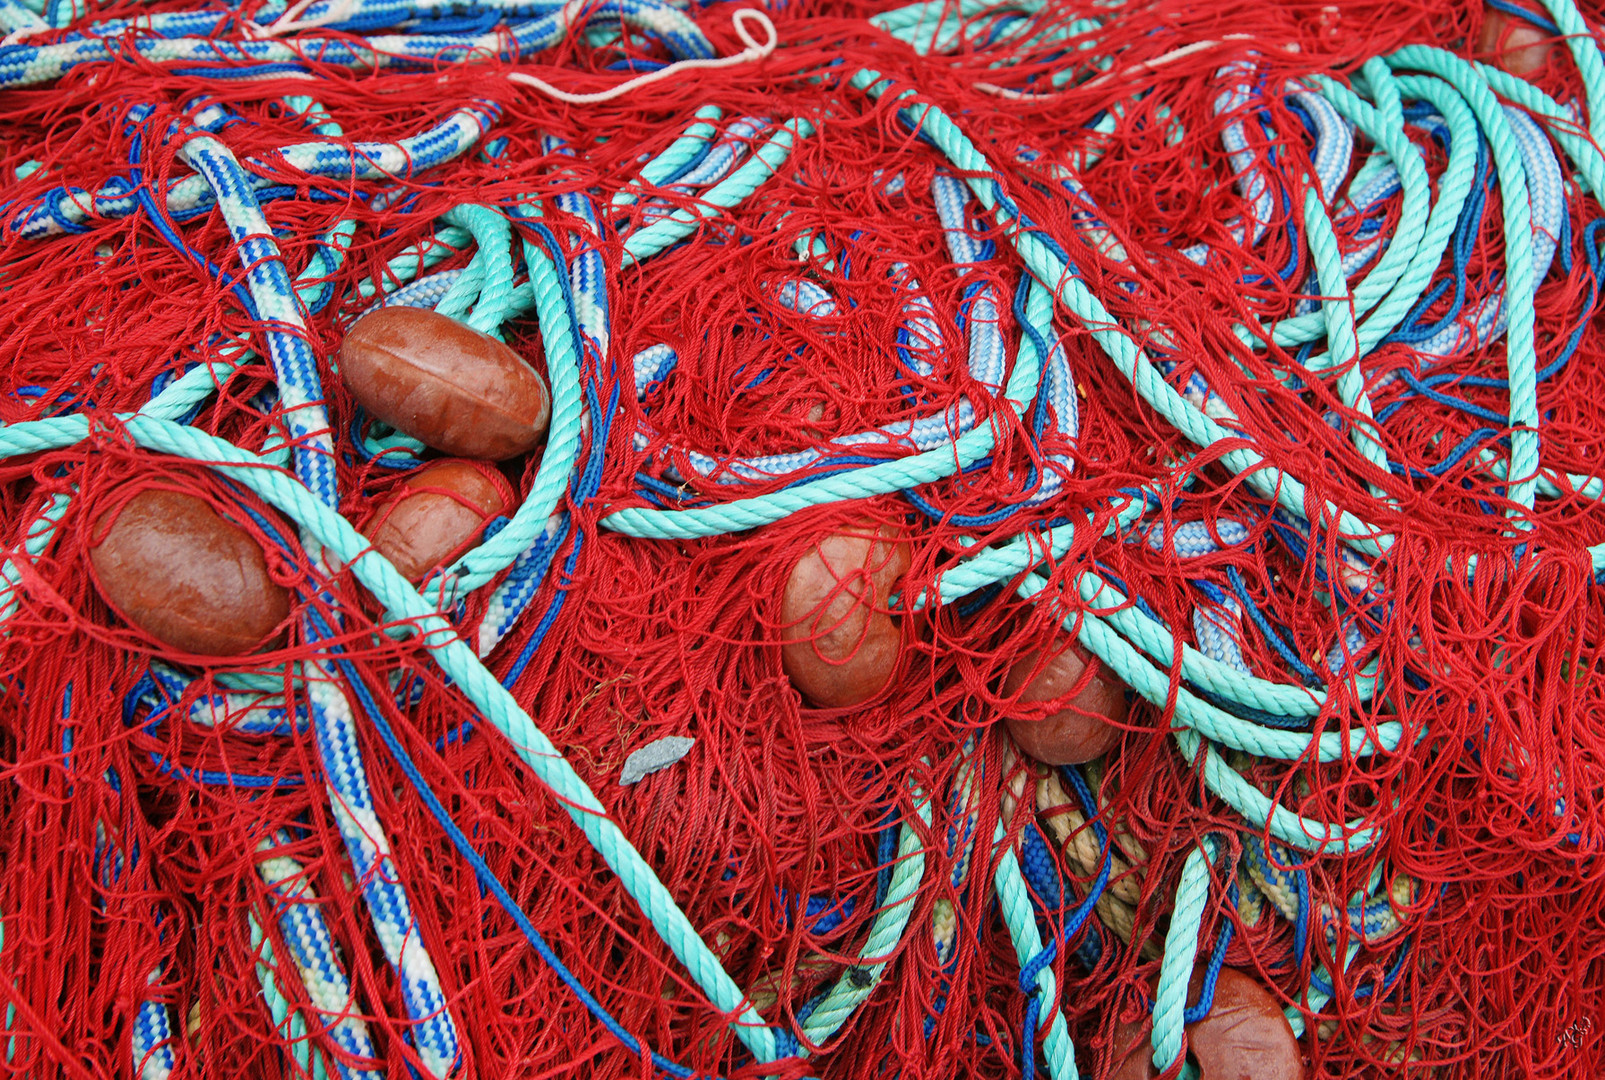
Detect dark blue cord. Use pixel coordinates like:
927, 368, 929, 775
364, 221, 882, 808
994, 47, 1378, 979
1486, 0, 1561, 34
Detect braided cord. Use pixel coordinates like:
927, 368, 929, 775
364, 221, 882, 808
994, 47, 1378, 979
174, 109, 461, 1073
69, 413, 786, 1064
992, 814, 1079, 1080
249, 912, 328, 1080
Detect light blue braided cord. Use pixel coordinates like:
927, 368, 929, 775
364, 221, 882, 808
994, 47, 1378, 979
302, 668, 459, 1076
1267, 62, 1433, 351
1475, 63, 1605, 203
1180, 71, 1352, 267
0, 0, 46, 37
5, 104, 498, 240
362, 270, 466, 317
85, 414, 784, 1065
352, 226, 473, 303
1192, 594, 1249, 677
653, 115, 769, 196
131, 980, 177, 1080
147, 661, 304, 735
174, 114, 459, 1072
632, 173, 1068, 493
602, 269, 1045, 537
543, 136, 611, 352
250, 911, 329, 1080
1150, 838, 1218, 1074
1406, 107, 1561, 360
993, 811, 1079, 1080
1288, 70, 1480, 360
0, 0, 716, 87
621, 118, 814, 267
257, 839, 383, 1080
174, 128, 334, 500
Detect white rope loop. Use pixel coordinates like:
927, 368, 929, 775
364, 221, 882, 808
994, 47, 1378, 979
508, 7, 777, 105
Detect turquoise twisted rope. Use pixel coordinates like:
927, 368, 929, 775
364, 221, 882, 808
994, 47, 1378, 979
1386, 45, 1540, 523
849, 69, 1395, 564
798, 781, 930, 1048
350, 227, 474, 306
1474, 63, 1605, 202
621, 118, 815, 267
47, 413, 785, 1065
601, 269, 1047, 539
412, 223, 584, 610
612, 105, 725, 207
1302, 184, 1391, 494
1266, 61, 1433, 353
1535, 0, 1605, 145
1150, 837, 1220, 1073
437, 204, 518, 336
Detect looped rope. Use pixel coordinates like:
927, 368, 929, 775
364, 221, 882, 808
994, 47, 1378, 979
245, 0, 359, 39
508, 8, 777, 105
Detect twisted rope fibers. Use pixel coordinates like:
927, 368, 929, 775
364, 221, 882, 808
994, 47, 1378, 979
1, 0, 1605, 1078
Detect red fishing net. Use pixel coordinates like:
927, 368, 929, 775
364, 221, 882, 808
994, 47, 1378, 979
3, 0, 1605, 1078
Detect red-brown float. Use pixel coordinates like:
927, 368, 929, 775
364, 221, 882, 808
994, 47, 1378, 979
1478, 3, 1553, 76
780, 521, 911, 708
89, 488, 291, 656
1002, 635, 1128, 764
339, 306, 550, 460
364, 459, 511, 582
1105, 968, 1303, 1080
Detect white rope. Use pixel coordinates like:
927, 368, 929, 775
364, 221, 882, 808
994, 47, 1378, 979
509, 7, 776, 105
247, 0, 360, 39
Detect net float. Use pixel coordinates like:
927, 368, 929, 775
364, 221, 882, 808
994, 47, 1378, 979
1187, 968, 1303, 1080
89, 488, 291, 656
1106, 968, 1303, 1080
780, 520, 911, 708
364, 459, 512, 582
1108, 1015, 1159, 1080
1002, 635, 1128, 764
339, 305, 550, 461
1478, 3, 1553, 76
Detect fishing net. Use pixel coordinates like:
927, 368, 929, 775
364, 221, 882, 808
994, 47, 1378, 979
2, 0, 1604, 1077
